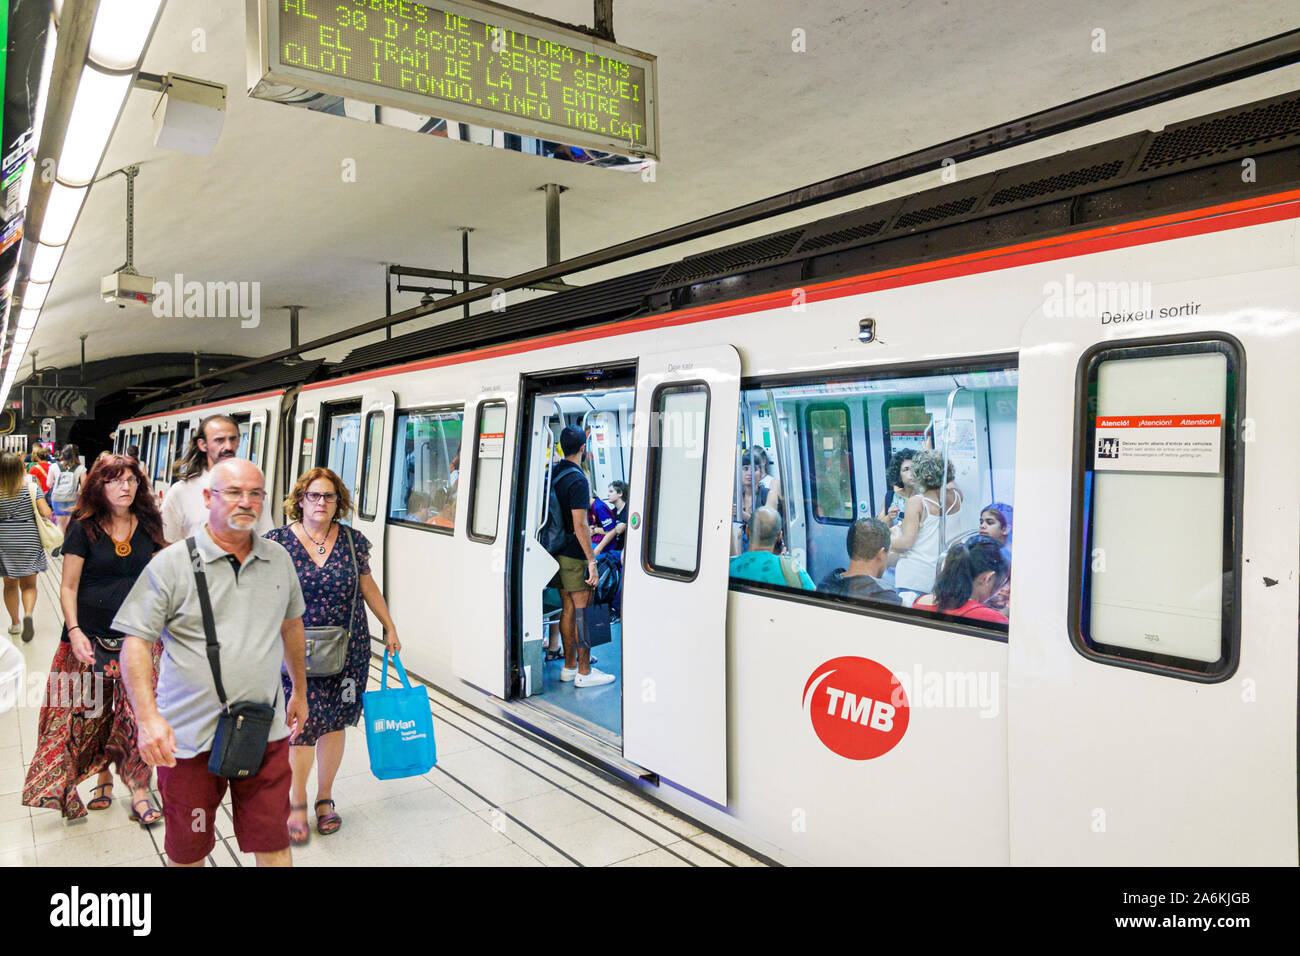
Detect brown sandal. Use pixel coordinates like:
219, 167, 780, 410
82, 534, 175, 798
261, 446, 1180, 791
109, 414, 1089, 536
315, 798, 342, 836
87, 783, 113, 811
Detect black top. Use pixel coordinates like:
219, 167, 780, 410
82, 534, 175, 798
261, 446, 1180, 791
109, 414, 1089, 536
552, 460, 591, 561
818, 569, 903, 606
61, 518, 159, 643
613, 504, 628, 552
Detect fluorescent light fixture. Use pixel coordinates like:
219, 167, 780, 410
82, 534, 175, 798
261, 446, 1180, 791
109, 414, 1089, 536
88, 0, 164, 70
38, 182, 88, 246
28, 242, 64, 283
57, 67, 132, 185
13, 326, 34, 346
17, 308, 40, 331
20, 282, 51, 311
8, 342, 27, 368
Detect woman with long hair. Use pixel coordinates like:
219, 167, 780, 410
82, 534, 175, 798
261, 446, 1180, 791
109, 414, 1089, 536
266, 467, 401, 843
0, 452, 53, 641
978, 502, 1013, 613
47, 444, 86, 533
914, 535, 1009, 624
27, 445, 52, 494
22, 454, 167, 823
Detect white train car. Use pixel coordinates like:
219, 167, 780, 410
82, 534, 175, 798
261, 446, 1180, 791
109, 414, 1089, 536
111, 389, 291, 514
115, 93, 1300, 865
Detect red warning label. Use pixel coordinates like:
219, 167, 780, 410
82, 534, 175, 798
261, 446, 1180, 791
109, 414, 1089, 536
802, 656, 909, 760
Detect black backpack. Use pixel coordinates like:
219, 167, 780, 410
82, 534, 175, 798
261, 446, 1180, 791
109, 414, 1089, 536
540, 467, 583, 555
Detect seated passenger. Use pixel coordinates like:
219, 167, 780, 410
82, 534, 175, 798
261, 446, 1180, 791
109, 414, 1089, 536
729, 508, 814, 590
405, 490, 433, 522
979, 502, 1013, 612
605, 481, 628, 556
429, 494, 457, 529
818, 518, 902, 605
589, 493, 617, 554
914, 536, 1009, 624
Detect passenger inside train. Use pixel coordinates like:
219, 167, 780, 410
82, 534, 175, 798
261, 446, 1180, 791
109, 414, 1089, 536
728, 366, 1017, 633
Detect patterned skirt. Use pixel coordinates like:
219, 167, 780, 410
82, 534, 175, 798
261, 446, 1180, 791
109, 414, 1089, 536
280, 626, 371, 747
21, 640, 161, 819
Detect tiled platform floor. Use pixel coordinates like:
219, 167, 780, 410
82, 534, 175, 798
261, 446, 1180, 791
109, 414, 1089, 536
1, 559, 766, 867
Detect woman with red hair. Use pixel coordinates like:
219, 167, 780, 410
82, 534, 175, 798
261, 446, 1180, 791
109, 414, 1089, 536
22, 454, 166, 824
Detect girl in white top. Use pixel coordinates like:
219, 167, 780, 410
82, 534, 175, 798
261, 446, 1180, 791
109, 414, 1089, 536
891, 449, 963, 602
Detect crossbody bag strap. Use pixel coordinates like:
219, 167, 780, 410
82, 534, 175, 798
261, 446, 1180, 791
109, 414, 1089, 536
186, 536, 229, 710
344, 524, 359, 635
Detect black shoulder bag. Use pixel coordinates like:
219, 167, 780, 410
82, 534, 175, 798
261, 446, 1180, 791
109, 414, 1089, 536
187, 537, 275, 778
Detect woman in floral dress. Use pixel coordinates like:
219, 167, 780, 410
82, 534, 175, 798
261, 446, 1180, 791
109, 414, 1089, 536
265, 467, 401, 844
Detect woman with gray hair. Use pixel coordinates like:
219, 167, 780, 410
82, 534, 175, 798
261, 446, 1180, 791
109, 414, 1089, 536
889, 449, 963, 604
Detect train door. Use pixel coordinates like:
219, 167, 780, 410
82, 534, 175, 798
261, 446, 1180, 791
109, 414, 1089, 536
1009, 266, 1300, 865
246, 410, 268, 470
317, 391, 395, 588
622, 345, 740, 805
511, 371, 635, 745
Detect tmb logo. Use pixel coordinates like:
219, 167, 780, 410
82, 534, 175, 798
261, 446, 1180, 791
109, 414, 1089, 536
802, 656, 909, 760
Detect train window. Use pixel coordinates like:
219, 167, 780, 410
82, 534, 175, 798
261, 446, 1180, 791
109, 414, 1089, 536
237, 420, 251, 459
468, 401, 507, 543
249, 421, 263, 467
388, 407, 463, 533
297, 418, 315, 479
806, 403, 855, 524
358, 411, 385, 521
176, 421, 190, 463
644, 383, 710, 579
153, 431, 171, 482
731, 362, 1018, 639
1071, 337, 1241, 681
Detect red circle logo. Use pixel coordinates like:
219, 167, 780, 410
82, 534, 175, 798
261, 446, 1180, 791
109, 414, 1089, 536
802, 657, 909, 760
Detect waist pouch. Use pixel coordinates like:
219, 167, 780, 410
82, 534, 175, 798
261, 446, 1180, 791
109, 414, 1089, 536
208, 701, 275, 778
91, 635, 123, 679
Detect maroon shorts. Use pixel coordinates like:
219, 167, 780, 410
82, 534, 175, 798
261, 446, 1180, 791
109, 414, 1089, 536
157, 736, 292, 864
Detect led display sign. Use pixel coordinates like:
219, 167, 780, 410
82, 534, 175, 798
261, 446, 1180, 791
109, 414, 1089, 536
249, 0, 659, 159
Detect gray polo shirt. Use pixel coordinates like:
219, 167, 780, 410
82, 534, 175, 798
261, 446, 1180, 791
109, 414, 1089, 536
112, 529, 306, 759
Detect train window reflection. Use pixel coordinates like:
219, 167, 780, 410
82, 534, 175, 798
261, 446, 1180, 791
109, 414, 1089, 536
297, 418, 315, 479
358, 411, 385, 520
730, 364, 1018, 638
388, 407, 463, 533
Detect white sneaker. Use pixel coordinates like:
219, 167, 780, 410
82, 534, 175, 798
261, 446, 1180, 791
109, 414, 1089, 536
559, 667, 578, 682
574, 668, 615, 688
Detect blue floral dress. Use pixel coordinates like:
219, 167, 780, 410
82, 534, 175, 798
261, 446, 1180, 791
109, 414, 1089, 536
266, 524, 373, 745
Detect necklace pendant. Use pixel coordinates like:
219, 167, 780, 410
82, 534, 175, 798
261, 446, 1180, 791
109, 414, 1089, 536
115, 541, 132, 558
317, 545, 326, 555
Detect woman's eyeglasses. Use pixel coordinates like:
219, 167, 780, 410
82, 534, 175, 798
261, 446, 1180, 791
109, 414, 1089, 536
304, 492, 338, 504
106, 476, 139, 487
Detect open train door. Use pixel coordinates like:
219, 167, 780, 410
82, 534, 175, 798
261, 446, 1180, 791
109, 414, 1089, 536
349, 388, 395, 594
622, 345, 740, 806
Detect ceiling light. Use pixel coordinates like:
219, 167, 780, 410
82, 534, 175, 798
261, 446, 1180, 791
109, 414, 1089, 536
88, 0, 164, 71
38, 182, 88, 246
20, 282, 50, 311
13, 326, 34, 346
28, 242, 64, 283
8, 342, 27, 368
58, 67, 132, 185
17, 308, 40, 331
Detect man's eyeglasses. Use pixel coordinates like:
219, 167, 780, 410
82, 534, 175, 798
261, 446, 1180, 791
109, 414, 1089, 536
303, 492, 338, 504
212, 487, 266, 503
106, 476, 139, 487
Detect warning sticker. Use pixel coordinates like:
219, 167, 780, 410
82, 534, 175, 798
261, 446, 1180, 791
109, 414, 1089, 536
478, 431, 505, 459
1093, 414, 1222, 474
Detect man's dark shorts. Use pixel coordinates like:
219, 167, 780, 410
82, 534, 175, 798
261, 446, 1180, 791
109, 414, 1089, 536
157, 736, 292, 864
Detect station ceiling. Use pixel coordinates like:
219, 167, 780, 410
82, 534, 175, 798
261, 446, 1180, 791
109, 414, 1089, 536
24, 0, 1300, 376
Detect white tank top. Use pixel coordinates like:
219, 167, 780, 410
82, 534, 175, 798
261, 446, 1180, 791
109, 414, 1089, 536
895, 493, 959, 593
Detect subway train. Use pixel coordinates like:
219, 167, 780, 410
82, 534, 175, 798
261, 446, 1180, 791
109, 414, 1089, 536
112, 90, 1300, 865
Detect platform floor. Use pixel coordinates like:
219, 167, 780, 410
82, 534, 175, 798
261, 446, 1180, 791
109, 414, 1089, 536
0, 559, 765, 867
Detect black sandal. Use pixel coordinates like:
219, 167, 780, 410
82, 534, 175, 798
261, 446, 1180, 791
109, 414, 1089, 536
87, 783, 113, 811
315, 798, 342, 836
128, 797, 162, 828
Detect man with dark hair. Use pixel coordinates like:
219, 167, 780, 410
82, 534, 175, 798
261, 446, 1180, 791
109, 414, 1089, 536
162, 414, 271, 543
124, 444, 140, 464
549, 426, 614, 687
819, 517, 902, 604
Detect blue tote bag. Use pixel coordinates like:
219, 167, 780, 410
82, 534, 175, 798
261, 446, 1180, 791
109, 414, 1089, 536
363, 651, 437, 779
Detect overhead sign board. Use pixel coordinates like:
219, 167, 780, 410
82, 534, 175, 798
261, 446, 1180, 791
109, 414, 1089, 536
248, 0, 659, 159
22, 386, 95, 421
